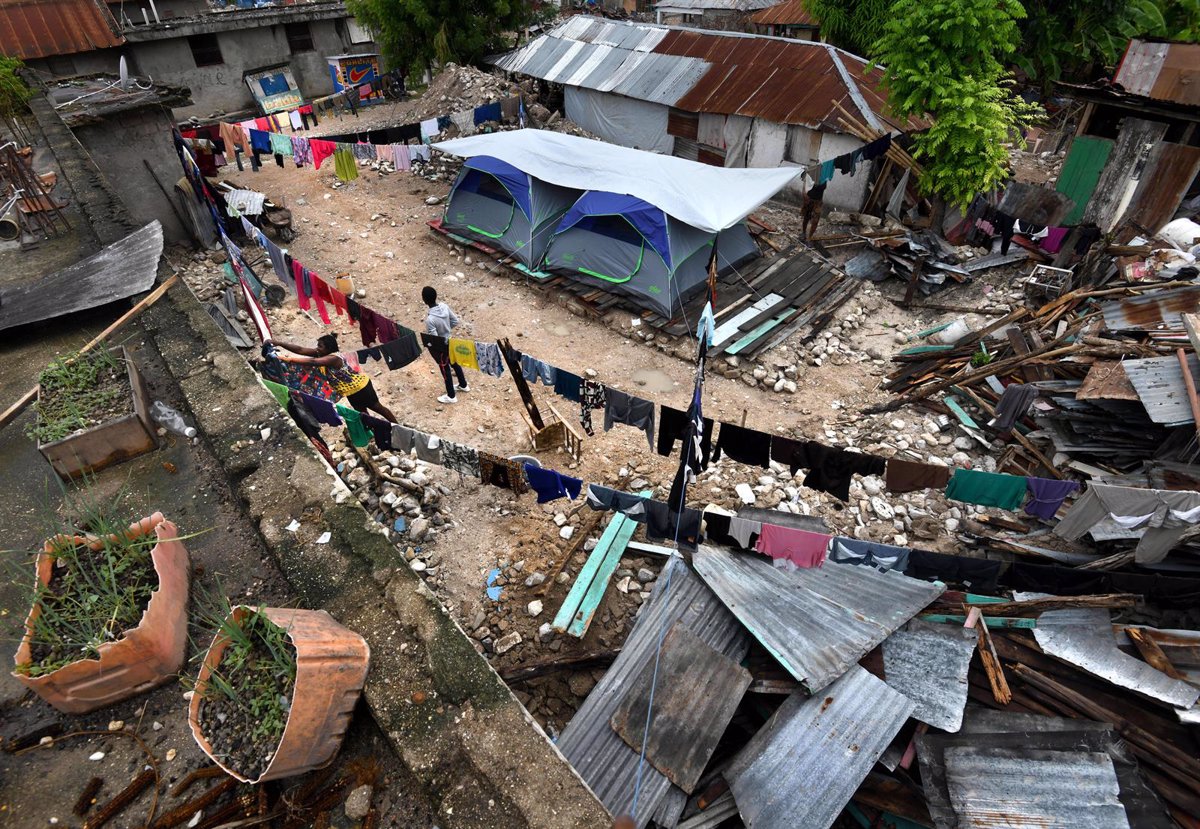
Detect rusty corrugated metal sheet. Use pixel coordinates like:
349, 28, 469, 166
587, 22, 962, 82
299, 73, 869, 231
0, 0, 124, 60
1099, 285, 1200, 332
750, 0, 818, 26
1114, 39, 1200, 107
1123, 141, 1200, 235
493, 18, 920, 133
1120, 353, 1200, 426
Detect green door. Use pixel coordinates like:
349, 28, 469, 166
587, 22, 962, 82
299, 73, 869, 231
1056, 136, 1114, 225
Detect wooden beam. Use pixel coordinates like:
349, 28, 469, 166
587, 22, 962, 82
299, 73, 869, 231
1125, 627, 1186, 680
539, 513, 601, 598
0, 274, 179, 432
967, 594, 1137, 617
499, 647, 620, 683
975, 620, 1012, 705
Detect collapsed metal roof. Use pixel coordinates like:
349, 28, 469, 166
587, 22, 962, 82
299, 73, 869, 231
881, 621, 977, 733
493, 16, 918, 134
725, 665, 915, 829
555, 556, 750, 828
1114, 39, 1200, 107
1014, 592, 1200, 709
692, 546, 945, 693
1121, 353, 1200, 426
0, 0, 124, 60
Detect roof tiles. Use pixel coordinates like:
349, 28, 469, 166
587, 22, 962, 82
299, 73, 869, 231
0, 0, 124, 60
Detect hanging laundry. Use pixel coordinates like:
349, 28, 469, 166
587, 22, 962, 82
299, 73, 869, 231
473, 101, 501, 125
341, 350, 361, 371
261, 378, 292, 408
585, 484, 648, 519
335, 405, 372, 447
380, 332, 422, 369
907, 548, 1002, 592
356, 346, 382, 365
1024, 478, 1080, 520
219, 122, 249, 154
310, 139, 337, 170
603, 388, 655, 450
554, 369, 583, 402
657, 405, 714, 468
260, 356, 335, 401
885, 457, 952, 494
524, 464, 583, 504
580, 379, 606, 436
333, 147, 359, 182
452, 110, 475, 136
520, 354, 557, 386
1040, 226, 1069, 254
475, 341, 505, 377
298, 392, 342, 426
479, 452, 528, 494
794, 441, 886, 502
419, 118, 439, 142
437, 114, 452, 132
713, 422, 771, 468
289, 110, 303, 130
360, 413, 393, 449
756, 525, 831, 568
410, 145, 431, 163
391, 424, 416, 454
817, 159, 835, 185
945, 468, 1028, 511
441, 440, 481, 478
989, 383, 1038, 431
409, 430, 442, 464
643, 500, 702, 549
269, 132, 293, 157
449, 338, 479, 371
393, 144, 411, 170
696, 302, 716, 347
352, 142, 376, 162
1053, 484, 1200, 563
860, 134, 892, 161
994, 211, 1017, 254
728, 516, 762, 548
376, 144, 394, 163
248, 129, 272, 154
375, 314, 400, 344
828, 537, 910, 572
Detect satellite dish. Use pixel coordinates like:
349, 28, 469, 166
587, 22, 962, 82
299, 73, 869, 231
119, 56, 131, 91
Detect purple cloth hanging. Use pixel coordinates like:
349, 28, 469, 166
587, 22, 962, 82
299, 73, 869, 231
1025, 478, 1080, 520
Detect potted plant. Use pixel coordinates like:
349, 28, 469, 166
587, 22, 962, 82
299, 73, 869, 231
11, 512, 191, 714
29, 347, 157, 480
188, 605, 370, 783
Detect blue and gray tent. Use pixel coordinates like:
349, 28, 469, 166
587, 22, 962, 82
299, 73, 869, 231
435, 130, 800, 317
442, 156, 581, 269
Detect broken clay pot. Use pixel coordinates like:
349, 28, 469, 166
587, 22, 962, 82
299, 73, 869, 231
188, 606, 370, 783
12, 513, 191, 714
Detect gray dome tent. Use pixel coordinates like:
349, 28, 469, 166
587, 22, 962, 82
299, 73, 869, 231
542, 191, 761, 318
442, 156, 581, 270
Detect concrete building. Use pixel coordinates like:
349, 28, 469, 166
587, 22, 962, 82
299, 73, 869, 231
1, 0, 378, 118
492, 16, 918, 210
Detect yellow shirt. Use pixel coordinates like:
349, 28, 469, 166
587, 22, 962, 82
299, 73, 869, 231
449, 338, 478, 371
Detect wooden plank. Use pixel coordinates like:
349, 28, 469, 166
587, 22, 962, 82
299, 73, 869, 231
967, 594, 1137, 616
723, 310, 795, 356
919, 614, 1037, 629
942, 395, 980, 429
1126, 627, 1186, 680
565, 498, 647, 638
610, 625, 751, 793
711, 293, 784, 345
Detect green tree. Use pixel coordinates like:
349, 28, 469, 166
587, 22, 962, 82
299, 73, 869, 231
803, 0, 894, 57
0, 56, 32, 122
344, 0, 529, 78
874, 0, 1042, 211
1155, 0, 1200, 40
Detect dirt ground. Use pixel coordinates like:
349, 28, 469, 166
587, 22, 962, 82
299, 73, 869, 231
179, 150, 1030, 731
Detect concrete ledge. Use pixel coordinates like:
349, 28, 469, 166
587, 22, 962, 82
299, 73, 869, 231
143, 280, 611, 828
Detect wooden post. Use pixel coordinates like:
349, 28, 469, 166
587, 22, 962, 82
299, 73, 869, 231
903, 255, 926, 306
498, 337, 543, 431
1177, 348, 1200, 441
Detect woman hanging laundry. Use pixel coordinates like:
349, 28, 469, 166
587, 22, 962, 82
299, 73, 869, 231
267, 334, 398, 423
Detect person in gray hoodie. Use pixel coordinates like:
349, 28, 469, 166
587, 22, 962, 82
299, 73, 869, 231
423, 285, 469, 403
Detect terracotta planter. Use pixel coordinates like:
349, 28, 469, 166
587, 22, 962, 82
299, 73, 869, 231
36, 346, 157, 480
188, 606, 370, 783
12, 513, 191, 714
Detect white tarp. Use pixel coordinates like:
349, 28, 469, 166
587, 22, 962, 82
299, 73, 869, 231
435, 129, 801, 233
563, 86, 674, 155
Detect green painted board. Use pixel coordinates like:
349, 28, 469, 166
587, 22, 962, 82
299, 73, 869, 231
566, 508, 645, 638
919, 613, 1037, 629
943, 395, 980, 430
552, 490, 651, 635
1056, 136, 1114, 225
899, 345, 954, 356
725, 311, 793, 355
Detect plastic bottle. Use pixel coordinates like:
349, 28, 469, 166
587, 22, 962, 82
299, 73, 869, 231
150, 401, 197, 439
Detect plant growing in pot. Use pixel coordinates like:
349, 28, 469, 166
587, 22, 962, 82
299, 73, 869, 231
28, 346, 157, 480
188, 603, 370, 783
10, 506, 191, 714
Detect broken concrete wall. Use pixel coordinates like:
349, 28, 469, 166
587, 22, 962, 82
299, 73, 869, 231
141, 278, 611, 829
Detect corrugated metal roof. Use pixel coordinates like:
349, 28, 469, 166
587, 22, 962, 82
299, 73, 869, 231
692, 546, 945, 693
556, 556, 750, 828
491, 17, 918, 134
1098, 285, 1200, 332
724, 666, 915, 829
945, 746, 1130, 829
1014, 592, 1200, 709
881, 621, 977, 733
0, 0, 124, 59
1121, 353, 1200, 426
749, 0, 819, 26
1114, 39, 1200, 107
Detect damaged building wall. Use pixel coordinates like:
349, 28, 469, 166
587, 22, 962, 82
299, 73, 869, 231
564, 87, 676, 155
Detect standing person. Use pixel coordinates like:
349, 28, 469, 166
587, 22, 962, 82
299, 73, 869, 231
801, 180, 826, 241
267, 334, 399, 423
422, 286, 469, 404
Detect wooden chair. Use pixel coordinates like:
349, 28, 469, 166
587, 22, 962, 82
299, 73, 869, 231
520, 401, 583, 461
